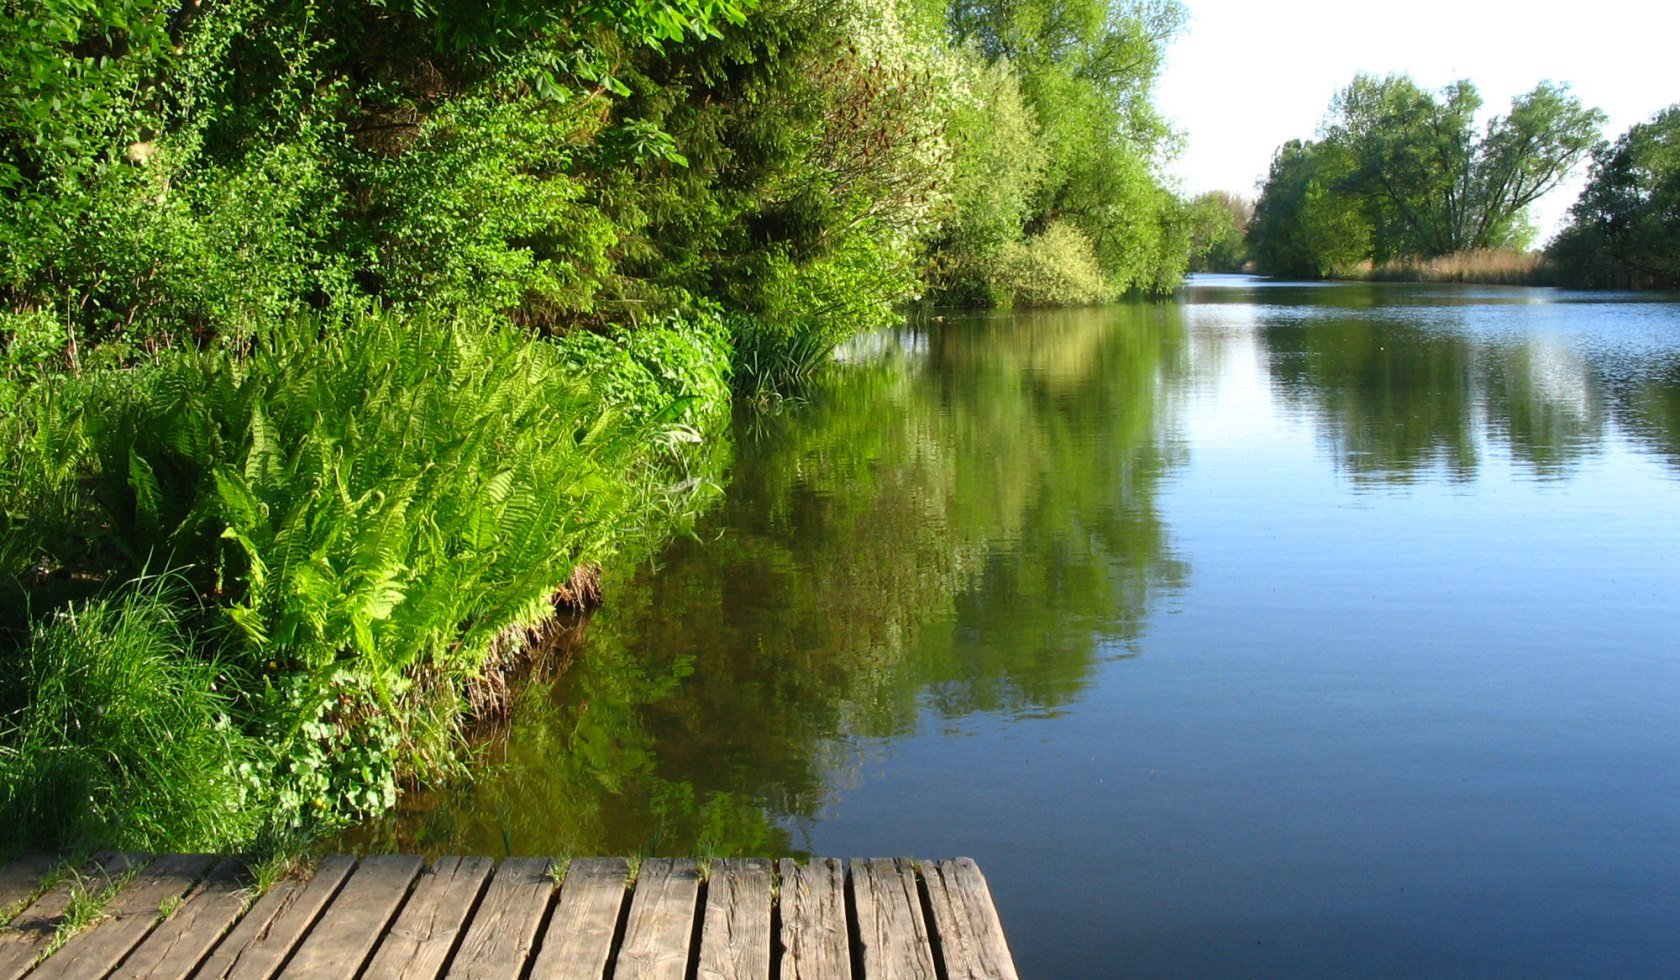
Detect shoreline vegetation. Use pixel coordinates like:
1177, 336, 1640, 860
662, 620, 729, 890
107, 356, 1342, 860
1239, 73, 1679, 291
1354, 249, 1549, 286
1, 0, 1203, 866
2, 1, 1673, 873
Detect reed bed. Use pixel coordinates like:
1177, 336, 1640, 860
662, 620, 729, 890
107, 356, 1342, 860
1357, 250, 1552, 286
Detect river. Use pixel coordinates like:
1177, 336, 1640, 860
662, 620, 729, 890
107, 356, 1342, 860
351, 275, 1680, 976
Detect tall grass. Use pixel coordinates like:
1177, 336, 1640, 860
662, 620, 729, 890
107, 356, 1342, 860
0, 581, 259, 854
1358, 250, 1551, 285
732, 319, 839, 402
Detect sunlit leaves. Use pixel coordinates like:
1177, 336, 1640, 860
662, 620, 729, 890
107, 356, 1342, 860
1549, 104, 1680, 288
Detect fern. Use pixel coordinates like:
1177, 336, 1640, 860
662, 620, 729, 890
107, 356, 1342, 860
3, 307, 730, 831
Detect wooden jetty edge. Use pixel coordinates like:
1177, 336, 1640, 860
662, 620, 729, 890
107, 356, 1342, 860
0, 853, 1019, 979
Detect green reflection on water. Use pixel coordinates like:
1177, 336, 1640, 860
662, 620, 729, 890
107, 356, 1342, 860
346, 305, 1190, 857
1249, 287, 1679, 482
345, 283, 1680, 861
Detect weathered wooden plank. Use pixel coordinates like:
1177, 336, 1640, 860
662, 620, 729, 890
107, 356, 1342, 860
0, 852, 1013, 980
110, 858, 253, 980
0, 850, 147, 980
0, 856, 55, 927
697, 858, 771, 980
917, 859, 1018, 980
442, 857, 553, 980
849, 859, 936, 980
525, 857, 628, 979
362, 856, 493, 980
612, 858, 700, 980
280, 855, 424, 979
34, 853, 216, 980
776, 859, 849, 980
193, 853, 356, 980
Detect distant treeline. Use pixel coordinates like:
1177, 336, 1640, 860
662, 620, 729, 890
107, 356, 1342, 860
1237, 73, 1678, 290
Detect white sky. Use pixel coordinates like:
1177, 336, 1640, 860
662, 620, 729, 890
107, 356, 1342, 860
1154, 0, 1680, 240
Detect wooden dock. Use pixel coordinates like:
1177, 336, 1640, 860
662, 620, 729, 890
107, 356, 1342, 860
0, 852, 1018, 979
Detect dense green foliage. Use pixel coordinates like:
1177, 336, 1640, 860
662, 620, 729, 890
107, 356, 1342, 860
0, 0, 1193, 856
1248, 139, 1372, 279
1248, 74, 1603, 278
934, 0, 1192, 304
1548, 104, 1680, 289
0, 310, 728, 853
1185, 191, 1251, 273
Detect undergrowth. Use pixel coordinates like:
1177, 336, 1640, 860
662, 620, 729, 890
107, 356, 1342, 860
0, 309, 730, 857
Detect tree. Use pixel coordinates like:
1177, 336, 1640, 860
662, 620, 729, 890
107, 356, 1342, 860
1326, 73, 1603, 256
940, 0, 1191, 298
1185, 191, 1251, 272
1247, 139, 1371, 278
1548, 104, 1680, 288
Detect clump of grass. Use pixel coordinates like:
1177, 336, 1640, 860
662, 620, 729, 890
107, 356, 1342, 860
0, 581, 260, 855
39, 865, 137, 961
1359, 249, 1551, 285
732, 317, 839, 404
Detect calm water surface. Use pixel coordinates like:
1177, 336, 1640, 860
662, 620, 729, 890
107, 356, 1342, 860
354, 276, 1680, 976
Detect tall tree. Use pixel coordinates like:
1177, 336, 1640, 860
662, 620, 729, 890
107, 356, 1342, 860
941, 0, 1190, 297
1548, 105, 1680, 288
1246, 139, 1371, 278
1325, 73, 1603, 256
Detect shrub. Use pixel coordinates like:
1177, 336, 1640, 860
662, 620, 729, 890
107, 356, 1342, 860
986, 222, 1116, 307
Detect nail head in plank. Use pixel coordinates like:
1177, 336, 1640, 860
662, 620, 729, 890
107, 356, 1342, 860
33, 853, 216, 980
777, 859, 849, 980
280, 855, 423, 978
613, 859, 701, 980
916, 859, 1018, 980
0, 850, 148, 980
526, 857, 628, 979
194, 853, 357, 980
696, 858, 771, 980
443, 857, 553, 980
0, 856, 55, 927
849, 859, 937, 980
109, 858, 253, 980
363, 856, 493, 980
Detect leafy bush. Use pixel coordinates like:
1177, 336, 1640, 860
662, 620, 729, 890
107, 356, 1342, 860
986, 222, 1116, 307
259, 669, 400, 831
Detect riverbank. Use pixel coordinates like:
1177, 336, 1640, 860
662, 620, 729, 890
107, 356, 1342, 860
0, 309, 732, 865
0, 0, 1197, 867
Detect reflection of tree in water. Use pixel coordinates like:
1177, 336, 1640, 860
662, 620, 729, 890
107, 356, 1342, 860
1254, 305, 1660, 483
350, 306, 1190, 857
1476, 337, 1606, 478
1606, 358, 1680, 472
1263, 316, 1483, 483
